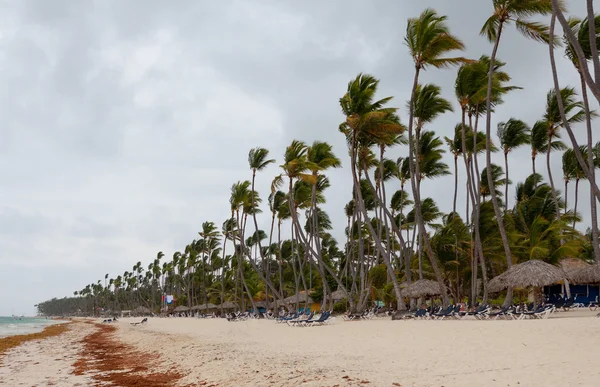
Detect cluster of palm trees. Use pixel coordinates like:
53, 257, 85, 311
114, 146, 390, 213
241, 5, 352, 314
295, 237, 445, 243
37, 1, 600, 317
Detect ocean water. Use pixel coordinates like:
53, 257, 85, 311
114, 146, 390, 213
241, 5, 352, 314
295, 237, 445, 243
0, 316, 59, 338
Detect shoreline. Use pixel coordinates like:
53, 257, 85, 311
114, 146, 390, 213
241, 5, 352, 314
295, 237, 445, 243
0, 321, 70, 359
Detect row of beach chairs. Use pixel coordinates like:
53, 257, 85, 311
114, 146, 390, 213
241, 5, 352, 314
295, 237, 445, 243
400, 303, 556, 321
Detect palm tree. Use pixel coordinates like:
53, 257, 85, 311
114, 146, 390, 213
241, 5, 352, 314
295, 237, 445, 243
480, 164, 510, 202
542, 87, 585, 217
405, 8, 469, 306
306, 141, 341, 307
481, 0, 553, 295
497, 118, 530, 210
444, 125, 463, 215
339, 73, 406, 310
247, 147, 282, 303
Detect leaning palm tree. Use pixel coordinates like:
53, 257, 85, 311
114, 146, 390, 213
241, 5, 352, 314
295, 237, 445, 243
481, 0, 554, 295
404, 8, 469, 306
497, 118, 530, 210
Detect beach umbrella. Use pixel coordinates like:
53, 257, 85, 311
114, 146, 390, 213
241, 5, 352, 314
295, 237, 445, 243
283, 293, 314, 304
329, 289, 347, 302
198, 303, 217, 311
132, 306, 151, 314
219, 301, 238, 310
559, 258, 590, 283
173, 306, 190, 312
571, 264, 600, 284
487, 260, 565, 292
400, 279, 444, 298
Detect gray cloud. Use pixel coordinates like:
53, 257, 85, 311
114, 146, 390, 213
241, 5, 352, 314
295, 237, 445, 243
0, 0, 595, 315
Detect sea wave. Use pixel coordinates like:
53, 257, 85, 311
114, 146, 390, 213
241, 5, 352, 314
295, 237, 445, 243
0, 317, 62, 338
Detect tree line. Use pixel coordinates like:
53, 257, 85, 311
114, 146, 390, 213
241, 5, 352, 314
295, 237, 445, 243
37, 1, 600, 317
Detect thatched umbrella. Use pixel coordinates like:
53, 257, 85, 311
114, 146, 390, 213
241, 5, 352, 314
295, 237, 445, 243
559, 258, 590, 283
173, 305, 189, 312
198, 303, 217, 311
219, 301, 238, 310
488, 260, 565, 292
132, 306, 151, 314
400, 279, 444, 298
329, 289, 346, 302
283, 294, 314, 304
571, 264, 600, 284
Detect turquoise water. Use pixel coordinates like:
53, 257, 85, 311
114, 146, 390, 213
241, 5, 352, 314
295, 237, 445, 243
0, 316, 59, 338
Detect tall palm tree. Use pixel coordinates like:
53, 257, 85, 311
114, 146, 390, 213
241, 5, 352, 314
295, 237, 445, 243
405, 8, 469, 306
306, 141, 341, 307
480, 164, 510, 202
339, 73, 406, 310
247, 147, 282, 303
444, 125, 464, 215
481, 0, 553, 294
542, 87, 585, 217
497, 118, 531, 210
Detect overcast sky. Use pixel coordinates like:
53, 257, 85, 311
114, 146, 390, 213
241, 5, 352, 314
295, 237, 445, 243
0, 1, 595, 316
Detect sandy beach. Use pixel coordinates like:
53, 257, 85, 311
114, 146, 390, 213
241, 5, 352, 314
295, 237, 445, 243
1, 310, 599, 386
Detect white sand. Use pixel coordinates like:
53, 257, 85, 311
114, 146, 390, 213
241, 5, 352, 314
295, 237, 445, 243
0, 322, 95, 386
1, 312, 598, 386
115, 310, 600, 387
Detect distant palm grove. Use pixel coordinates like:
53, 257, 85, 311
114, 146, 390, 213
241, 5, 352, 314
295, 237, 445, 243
38, 1, 600, 317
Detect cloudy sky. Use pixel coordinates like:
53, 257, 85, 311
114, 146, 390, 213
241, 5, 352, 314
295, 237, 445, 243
0, 1, 595, 316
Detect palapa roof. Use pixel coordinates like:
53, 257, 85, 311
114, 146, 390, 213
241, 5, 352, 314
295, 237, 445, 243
400, 279, 444, 298
488, 260, 565, 292
571, 264, 600, 284
173, 305, 190, 312
329, 289, 347, 302
559, 258, 591, 283
219, 301, 238, 309
132, 306, 151, 314
283, 293, 314, 304
198, 303, 217, 311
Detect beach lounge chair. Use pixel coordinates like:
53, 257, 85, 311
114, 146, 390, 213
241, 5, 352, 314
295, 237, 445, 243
303, 311, 331, 326
287, 312, 314, 326
401, 308, 428, 320
589, 296, 598, 311
433, 305, 455, 320
487, 306, 511, 320
130, 317, 147, 326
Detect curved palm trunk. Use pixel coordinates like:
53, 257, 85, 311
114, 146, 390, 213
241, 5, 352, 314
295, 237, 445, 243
220, 234, 227, 315
485, 21, 514, 306
250, 170, 283, 302
407, 66, 450, 306
580, 74, 600, 261
471, 111, 488, 302
550, 5, 600, 201
349, 144, 405, 310
287, 178, 355, 311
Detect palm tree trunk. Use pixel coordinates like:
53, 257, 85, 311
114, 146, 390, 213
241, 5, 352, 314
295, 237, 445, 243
546, 139, 561, 218
453, 155, 458, 215
277, 220, 284, 297
573, 179, 580, 229
580, 74, 600, 261
406, 66, 450, 306
564, 180, 569, 215
287, 178, 355, 311
348, 143, 405, 310
504, 152, 510, 211
587, 0, 600, 84
485, 21, 514, 307
220, 234, 227, 315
